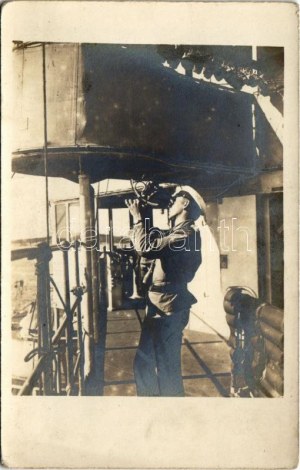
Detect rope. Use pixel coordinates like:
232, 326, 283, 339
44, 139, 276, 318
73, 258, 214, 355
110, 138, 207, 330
214, 176, 243, 199
42, 43, 50, 244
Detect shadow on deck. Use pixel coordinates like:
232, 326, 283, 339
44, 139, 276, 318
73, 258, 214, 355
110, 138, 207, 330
104, 308, 231, 397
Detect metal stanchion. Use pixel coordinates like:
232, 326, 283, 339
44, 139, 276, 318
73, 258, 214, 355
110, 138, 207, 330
35, 243, 53, 395
74, 241, 85, 395
62, 247, 75, 395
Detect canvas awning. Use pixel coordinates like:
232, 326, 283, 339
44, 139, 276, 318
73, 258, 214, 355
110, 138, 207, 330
12, 43, 279, 196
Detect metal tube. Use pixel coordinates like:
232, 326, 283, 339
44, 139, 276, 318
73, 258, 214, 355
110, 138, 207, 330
52, 315, 68, 343
79, 174, 94, 380
35, 243, 53, 395
108, 208, 113, 252
74, 242, 85, 395
56, 352, 62, 395
90, 187, 100, 344
63, 249, 74, 395
73, 352, 82, 378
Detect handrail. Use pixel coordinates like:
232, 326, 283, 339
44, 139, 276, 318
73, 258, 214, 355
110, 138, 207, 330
16, 240, 93, 396
11, 243, 62, 261
18, 242, 86, 396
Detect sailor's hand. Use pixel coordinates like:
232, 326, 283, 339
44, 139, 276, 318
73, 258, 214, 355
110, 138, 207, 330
125, 199, 142, 223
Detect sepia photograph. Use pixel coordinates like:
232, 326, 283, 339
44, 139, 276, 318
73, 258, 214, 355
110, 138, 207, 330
1, 2, 298, 469
10, 41, 284, 398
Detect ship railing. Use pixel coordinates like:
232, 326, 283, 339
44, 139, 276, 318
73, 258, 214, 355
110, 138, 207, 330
11, 241, 86, 396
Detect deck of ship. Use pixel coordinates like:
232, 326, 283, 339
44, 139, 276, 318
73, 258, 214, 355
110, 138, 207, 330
12, 303, 232, 397
103, 308, 231, 397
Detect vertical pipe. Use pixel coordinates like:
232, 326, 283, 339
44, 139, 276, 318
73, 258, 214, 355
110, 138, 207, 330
107, 208, 114, 311
96, 251, 109, 395
108, 208, 113, 252
99, 250, 108, 312
63, 249, 74, 394
252, 46, 257, 61
36, 243, 53, 395
54, 308, 62, 394
91, 248, 100, 343
90, 187, 100, 344
95, 191, 100, 251
56, 351, 62, 395
74, 242, 85, 395
79, 174, 94, 381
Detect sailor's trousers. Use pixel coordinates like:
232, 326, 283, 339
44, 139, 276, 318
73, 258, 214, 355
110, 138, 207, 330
133, 307, 189, 396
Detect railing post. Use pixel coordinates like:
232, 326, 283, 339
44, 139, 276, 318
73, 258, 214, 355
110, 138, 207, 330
74, 241, 85, 395
35, 243, 53, 395
90, 186, 100, 344
62, 247, 75, 395
90, 250, 108, 395
78, 173, 96, 392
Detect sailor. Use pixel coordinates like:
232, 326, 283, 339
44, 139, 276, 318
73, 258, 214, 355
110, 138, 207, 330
125, 188, 203, 396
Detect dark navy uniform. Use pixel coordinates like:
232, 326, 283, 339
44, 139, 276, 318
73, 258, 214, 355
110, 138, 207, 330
131, 218, 201, 396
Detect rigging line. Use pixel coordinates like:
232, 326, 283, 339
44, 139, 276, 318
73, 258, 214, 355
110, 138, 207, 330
74, 43, 80, 146
213, 173, 256, 199
41, 46, 53, 385
42, 43, 50, 245
213, 176, 243, 199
